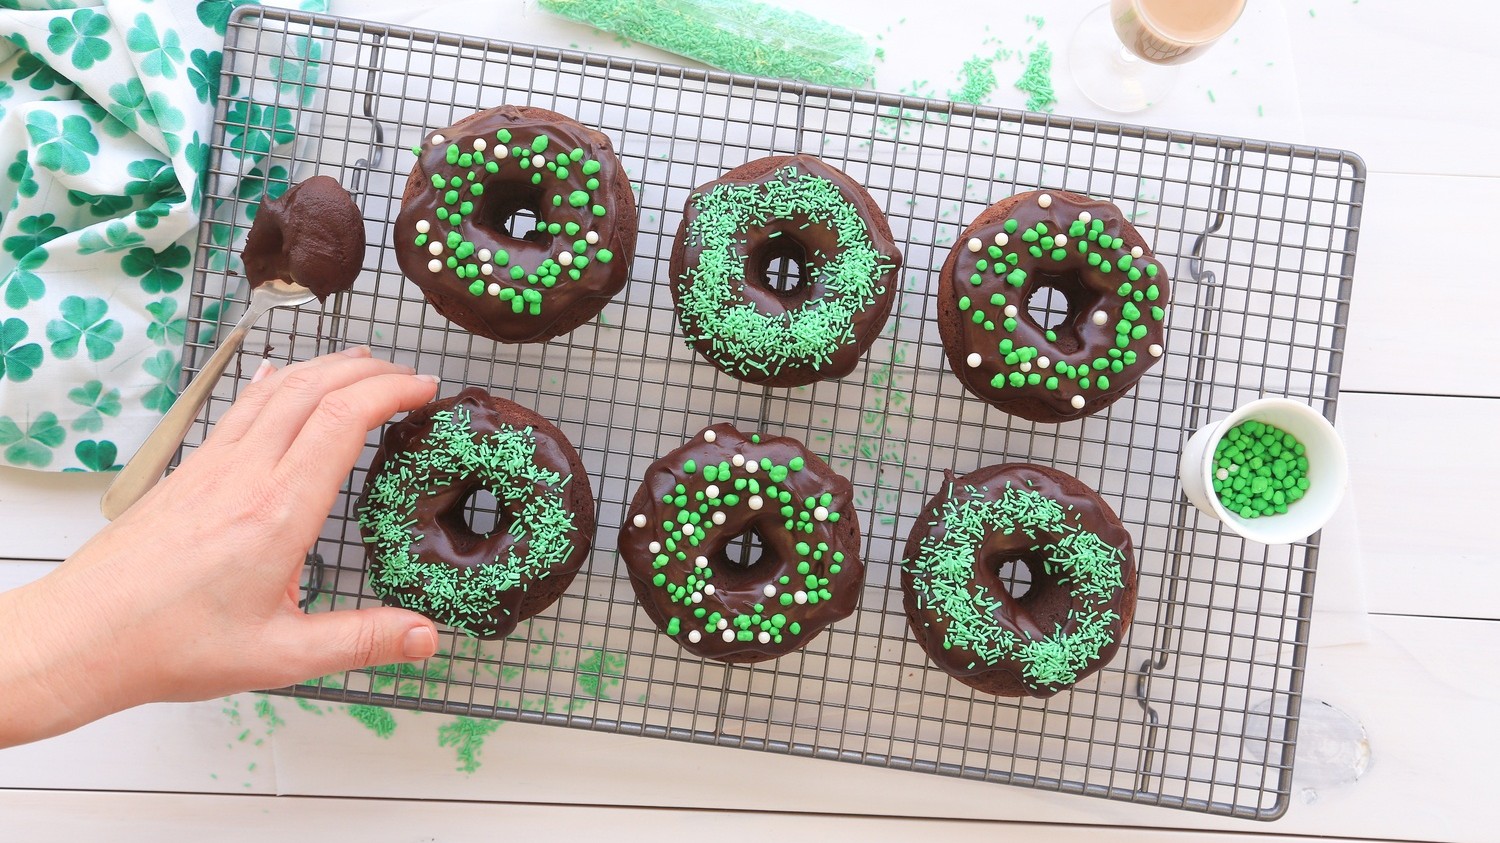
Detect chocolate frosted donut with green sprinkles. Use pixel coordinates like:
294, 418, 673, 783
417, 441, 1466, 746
938, 190, 1169, 423
669, 155, 901, 387
356, 387, 596, 639
395, 105, 636, 343
901, 463, 1137, 698
619, 424, 863, 662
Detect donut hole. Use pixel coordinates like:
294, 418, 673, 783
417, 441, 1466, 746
992, 556, 1035, 600
1025, 275, 1083, 333
477, 184, 552, 245
710, 526, 770, 591
746, 237, 812, 309
460, 488, 504, 537
979, 551, 1071, 632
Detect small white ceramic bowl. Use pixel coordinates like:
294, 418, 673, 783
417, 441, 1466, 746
1178, 397, 1348, 545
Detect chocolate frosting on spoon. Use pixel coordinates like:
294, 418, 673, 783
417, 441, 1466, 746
243, 175, 365, 299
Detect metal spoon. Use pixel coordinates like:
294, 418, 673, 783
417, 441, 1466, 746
100, 278, 316, 520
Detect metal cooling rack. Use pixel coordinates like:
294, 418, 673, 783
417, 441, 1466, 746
184, 6, 1363, 820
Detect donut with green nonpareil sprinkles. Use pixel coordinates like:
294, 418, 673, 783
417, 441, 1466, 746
395, 105, 637, 343
618, 424, 864, 662
937, 190, 1170, 423
356, 387, 596, 639
669, 155, 902, 387
901, 463, 1138, 698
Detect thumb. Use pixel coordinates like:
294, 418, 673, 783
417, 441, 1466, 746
280, 607, 439, 679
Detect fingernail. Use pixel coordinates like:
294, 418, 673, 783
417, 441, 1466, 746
414, 373, 440, 384
401, 626, 438, 660
250, 359, 276, 384
338, 345, 372, 358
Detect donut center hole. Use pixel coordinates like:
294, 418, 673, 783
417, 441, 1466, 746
478, 184, 551, 245
992, 556, 1035, 600
461, 489, 504, 537
1025, 277, 1082, 332
709, 526, 773, 591
748, 238, 812, 307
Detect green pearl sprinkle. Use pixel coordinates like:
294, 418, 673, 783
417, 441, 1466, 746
568, 190, 589, 207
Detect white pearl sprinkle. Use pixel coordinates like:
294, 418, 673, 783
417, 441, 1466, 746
478, 248, 492, 262
705, 485, 720, 499
1131, 246, 1144, 259
1230, 464, 1240, 473
1038, 193, 1053, 208
1092, 310, 1109, 325
559, 251, 573, 266
732, 454, 745, 467
427, 259, 442, 273
966, 237, 982, 253
794, 591, 808, 605
688, 630, 702, 643
495, 145, 508, 159
427, 241, 443, 256
695, 556, 707, 568
966, 352, 982, 368
415, 219, 431, 234
704, 584, 715, 596
813, 506, 829, 521
763, 584, 777, 597
758, 632, 771, 644
748, 496, 763, 511
1216, 468, 1229, 481
531, 154, 544, 167
703, 429, 716, 443
1148, 343, 1164, 357
681, 523, 694, 537
1055, 234, 1068, 247
723, 629, 736, 643
744, 461, 758, 474
994, 232, 1009, 247
586, 231, 599, 245
1003, 304, 1018, 318
691, 591, 703, 603
480, 264, 493, 276
430, 133, 445, 145
1037, 356, 1050, 369
633, 514, 647, 528
717, 618, 728, 630
1019, 361, 1032, 373
1071, 395, 1086, 409
486, 282, 500, 296
649, 541, 661, 554
712, 511, 726, 526
1079, 211, 1092, 223
472, 138, 486, 152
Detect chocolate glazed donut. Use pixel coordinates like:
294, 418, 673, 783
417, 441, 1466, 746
356, 387, 596, 639
938, 190, 1169, 423
669, 155, 901, 387
901, 463, 1137, 698
619, 424, 863, 663
395, 105, 637, 343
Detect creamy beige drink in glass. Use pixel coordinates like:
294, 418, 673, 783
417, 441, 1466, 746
1070, 0, 1246, 112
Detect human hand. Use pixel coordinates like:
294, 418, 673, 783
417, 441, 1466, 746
0, 347, 441, 747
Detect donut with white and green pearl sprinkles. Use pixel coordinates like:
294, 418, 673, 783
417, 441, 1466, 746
901, 463, 1137, 698
395, 105, 636, 343
669, 155, 901, 387
938, 190, 1169, 423
619, 424, 863, 662
355, 387, 596, 639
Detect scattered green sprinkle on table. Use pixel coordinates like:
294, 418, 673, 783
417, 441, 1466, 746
1211, 420, 1310, 518
538, 0, 876, 88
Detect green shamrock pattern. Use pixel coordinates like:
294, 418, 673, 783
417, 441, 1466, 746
0, 0, 328, 471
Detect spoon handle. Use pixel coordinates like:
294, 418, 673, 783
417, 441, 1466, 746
101, 293, 277, 520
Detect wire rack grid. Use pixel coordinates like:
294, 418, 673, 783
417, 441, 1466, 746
184, 7, 1363, 820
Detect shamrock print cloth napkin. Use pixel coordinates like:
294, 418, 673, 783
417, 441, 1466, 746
0, 0, 322, 472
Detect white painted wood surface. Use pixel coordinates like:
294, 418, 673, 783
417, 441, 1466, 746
4, 1, 1499, 840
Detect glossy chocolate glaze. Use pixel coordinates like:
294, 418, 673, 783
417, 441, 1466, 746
243, 175, 365, 299
357, 387, 596, 639
937, 190, 1169, 423
619, 424, 863, 663
901, 463, 1138, 698
395, 106, 636, 344
669, 154, 901, 388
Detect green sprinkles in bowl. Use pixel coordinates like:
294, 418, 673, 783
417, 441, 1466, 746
1211, 420, 1309, 518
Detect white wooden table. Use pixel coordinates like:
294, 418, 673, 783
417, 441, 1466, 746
3, 2, 1496, 840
